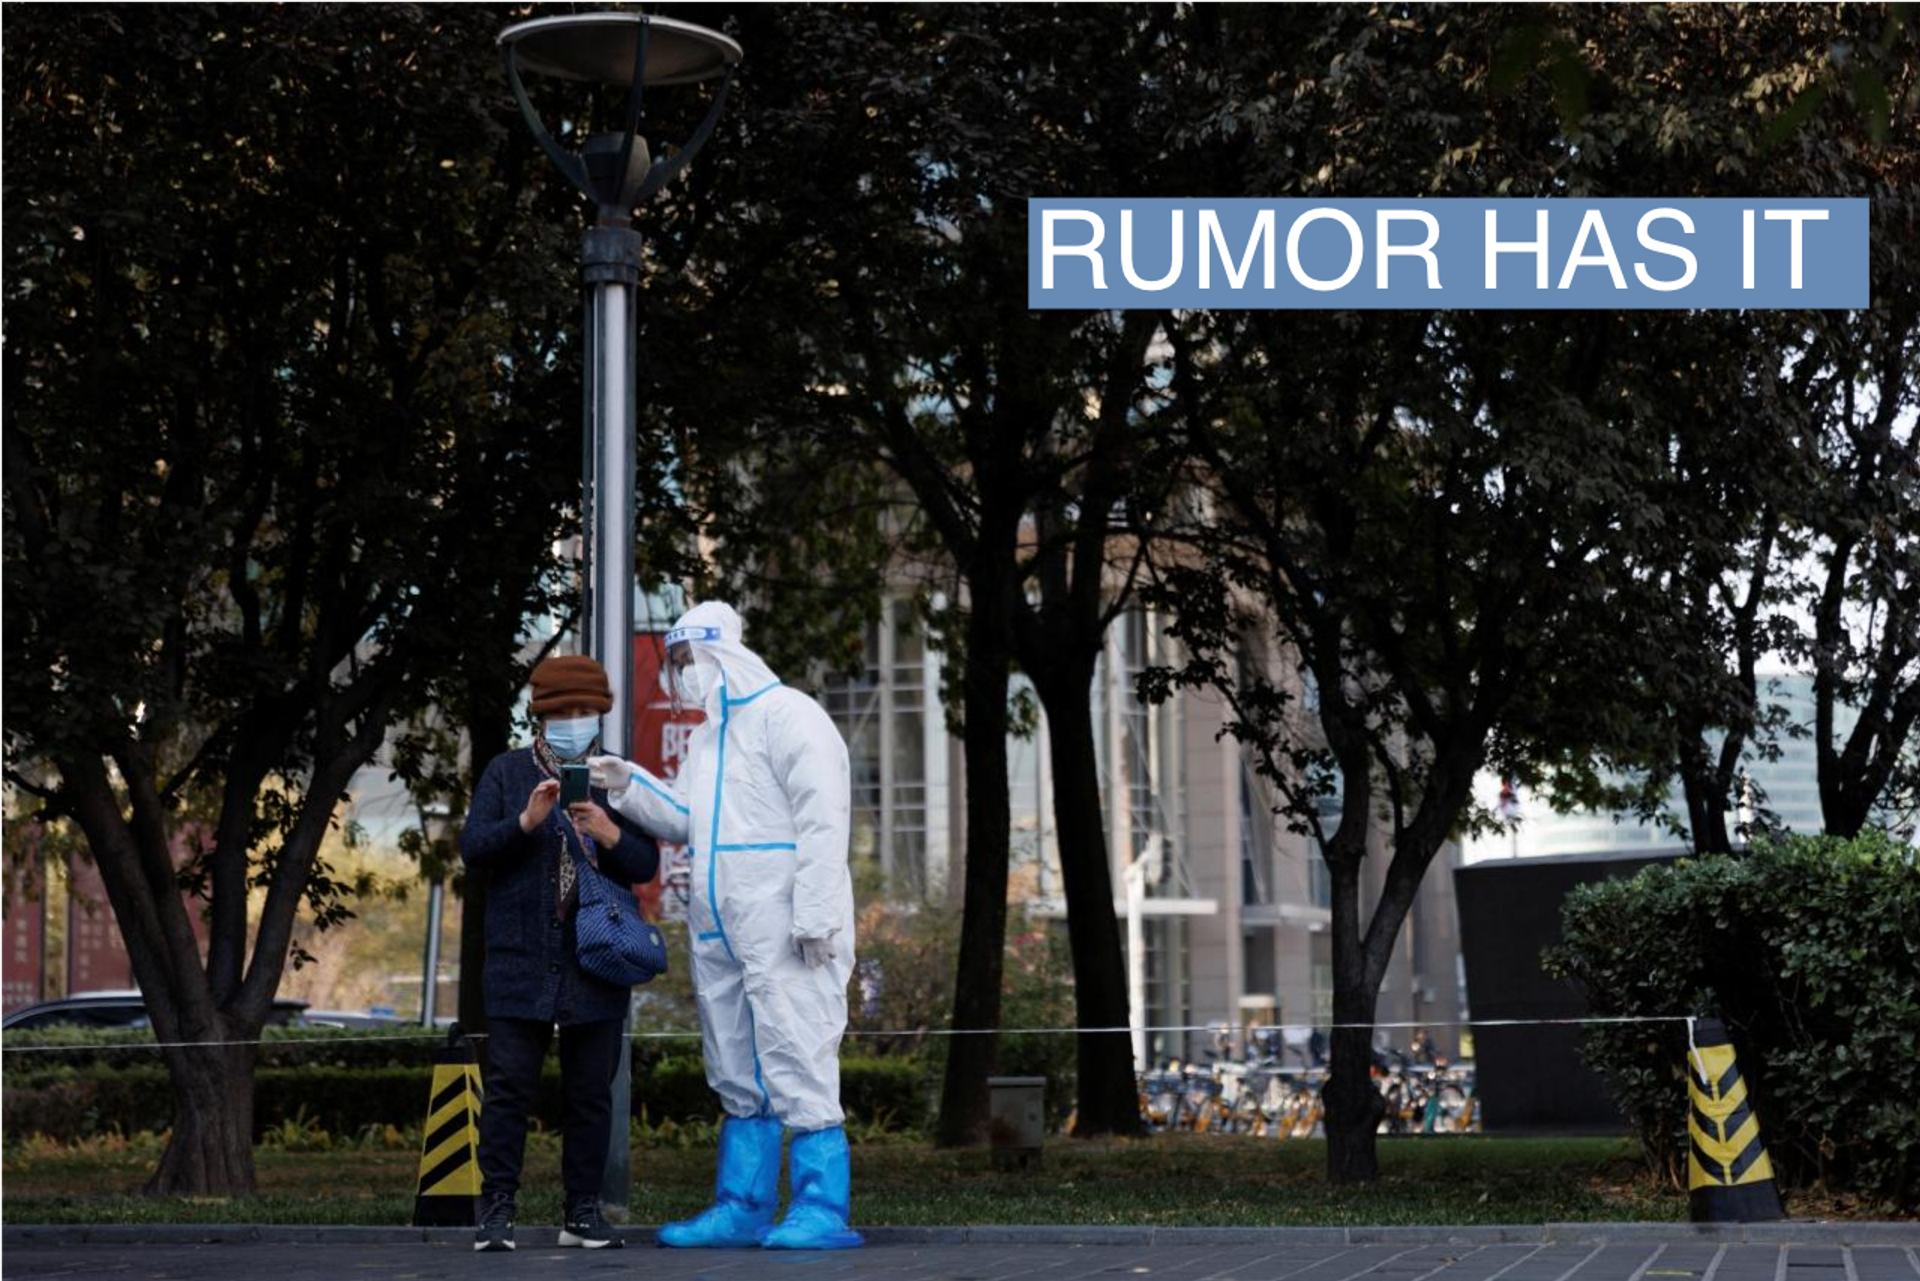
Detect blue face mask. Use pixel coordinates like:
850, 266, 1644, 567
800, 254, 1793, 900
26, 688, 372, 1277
544, 716, 599, 760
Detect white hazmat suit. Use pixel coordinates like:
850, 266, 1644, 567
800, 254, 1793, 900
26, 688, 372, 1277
592, 604, 860, 1249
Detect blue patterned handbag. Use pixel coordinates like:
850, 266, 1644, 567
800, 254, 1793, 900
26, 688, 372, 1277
572, 853, 669, 987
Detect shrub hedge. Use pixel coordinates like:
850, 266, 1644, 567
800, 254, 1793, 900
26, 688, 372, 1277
1543, 831, 1920, 1211
0, 1024, 710, 1073
1, 1054, 928, 1143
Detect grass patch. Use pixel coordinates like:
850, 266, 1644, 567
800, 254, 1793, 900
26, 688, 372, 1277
0, 1132, 1696, 1227
852, 1135, 1685, 1227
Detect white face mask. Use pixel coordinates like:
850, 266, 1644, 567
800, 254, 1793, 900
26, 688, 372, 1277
544, 715, 599, 759
675, 660, 713, 707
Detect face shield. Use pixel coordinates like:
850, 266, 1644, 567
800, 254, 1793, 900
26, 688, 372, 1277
664, 623, 722, 711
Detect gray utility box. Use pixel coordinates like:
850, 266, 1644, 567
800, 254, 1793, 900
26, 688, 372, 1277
987, 1076, 1046, 1169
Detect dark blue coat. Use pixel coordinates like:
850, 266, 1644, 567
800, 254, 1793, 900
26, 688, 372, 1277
458, 747, 660, 1026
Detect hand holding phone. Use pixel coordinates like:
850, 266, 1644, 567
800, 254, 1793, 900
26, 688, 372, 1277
520, 779, 561, 833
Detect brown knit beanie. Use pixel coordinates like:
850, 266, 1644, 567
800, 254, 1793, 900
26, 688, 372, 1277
529, 655, 613, 717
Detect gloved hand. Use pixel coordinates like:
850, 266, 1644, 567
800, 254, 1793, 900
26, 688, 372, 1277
587, 754, 639, 796
795, 936, 835, 969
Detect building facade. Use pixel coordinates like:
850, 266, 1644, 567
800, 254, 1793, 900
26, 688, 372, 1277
817, 596, 1466, 1067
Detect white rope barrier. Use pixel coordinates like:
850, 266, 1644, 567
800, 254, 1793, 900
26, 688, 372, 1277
0, 1013, 1696, 1055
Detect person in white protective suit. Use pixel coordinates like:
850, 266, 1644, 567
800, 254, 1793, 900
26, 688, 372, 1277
588, 601, 861, 1251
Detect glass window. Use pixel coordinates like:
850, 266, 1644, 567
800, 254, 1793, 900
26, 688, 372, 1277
1006, 674, 1055, 898
1308, 855, 1332, 910
1106, 609, 1187, 900
1144, 915, 1191, 1065
1239, 762, 1271, 906
1243, 926, 1277, 996
819, 603, 933, 898
1305, 774, 1341, 908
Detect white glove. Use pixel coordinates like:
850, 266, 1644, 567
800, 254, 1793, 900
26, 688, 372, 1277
587, 754, 639, 796
795, 936, 835, 969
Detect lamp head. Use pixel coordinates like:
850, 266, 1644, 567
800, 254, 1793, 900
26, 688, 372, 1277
583, 132, 652, 213
499, 13, 741, 221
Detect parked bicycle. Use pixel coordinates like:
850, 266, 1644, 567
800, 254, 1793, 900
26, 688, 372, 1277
1135, 1031, 1478, 1138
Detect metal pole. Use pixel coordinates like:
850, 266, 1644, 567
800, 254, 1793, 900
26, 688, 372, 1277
582, 222, 641, 1214
1126, 855, 1147, 1072
421, 879, 444, 1027
878, 597, 896, 891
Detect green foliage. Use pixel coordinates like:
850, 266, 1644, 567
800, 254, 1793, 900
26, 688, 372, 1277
2, 1055, 927, 1145
4, 1, 580, 789
1, 4, 598, 1105
0, 1023, 450, 1072
1544, 831, 1920, 1211
995, 918, 1082, 1130
628, 1111, 719, 1151
849, 901, 1080, 1127
258, 1106, 333, 1154
3, 1135, 1699, 1227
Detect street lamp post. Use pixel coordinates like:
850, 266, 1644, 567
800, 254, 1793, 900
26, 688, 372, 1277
420, 802, 452, 1029
498, 12, 741, 1214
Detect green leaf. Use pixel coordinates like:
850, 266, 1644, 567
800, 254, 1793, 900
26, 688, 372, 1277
1548, 49, 1590, 132
1759, 81, 1829, 153
1888, 3, 1912, 37
1490, 25, 1546, 96
1850, 69, 1891, 143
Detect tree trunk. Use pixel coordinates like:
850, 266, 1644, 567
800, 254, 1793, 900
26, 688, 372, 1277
62, 761, 258, 1197
1034, 658, 1144, 1137
1679, 756, 1733, 854
1323, 855, 1384, 1183
147, 1040, 258, 1196
934, 594, 1014, 1147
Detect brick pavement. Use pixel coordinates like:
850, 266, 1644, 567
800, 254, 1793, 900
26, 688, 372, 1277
3, 1228, 1918, 1281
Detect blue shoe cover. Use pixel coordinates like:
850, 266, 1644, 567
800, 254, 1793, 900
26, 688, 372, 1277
758, 1126, 863, 1250
657, 1115, 782, 1249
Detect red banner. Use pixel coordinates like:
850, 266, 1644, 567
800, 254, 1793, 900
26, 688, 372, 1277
631, 632, 704, 922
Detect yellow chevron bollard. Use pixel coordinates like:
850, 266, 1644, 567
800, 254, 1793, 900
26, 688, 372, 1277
1686, 1016, 1783, 1222
411, 1025, 484, 1227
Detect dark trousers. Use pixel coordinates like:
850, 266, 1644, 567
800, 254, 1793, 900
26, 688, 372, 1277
478, 1016, 625, 1203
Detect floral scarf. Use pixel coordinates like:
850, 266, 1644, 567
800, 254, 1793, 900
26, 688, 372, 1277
532, 733, 582, 921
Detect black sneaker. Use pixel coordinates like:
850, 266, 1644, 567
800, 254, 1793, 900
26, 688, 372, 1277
558, 1196, 623, 1249
474, 1192, 515, 1252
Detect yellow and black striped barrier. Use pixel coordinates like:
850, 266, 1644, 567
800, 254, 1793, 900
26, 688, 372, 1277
411, 1025, 484, 1227
1686, 1016, 1782, 1222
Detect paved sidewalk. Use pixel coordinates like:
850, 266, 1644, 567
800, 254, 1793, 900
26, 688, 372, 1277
4, 1228, 1918, 1281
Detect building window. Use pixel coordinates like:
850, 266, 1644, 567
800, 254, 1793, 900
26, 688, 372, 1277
1308, 778, 1340, 908
886, 619, 929, 898
1243, 925, 1277, 997
819, 599, 933, 900
1007, 674, 1055, 899
1144, 915, 1191, 1065
1239, 762, 1271, 906
1102, 609, 1189, 900
1308, 856, 1332, 910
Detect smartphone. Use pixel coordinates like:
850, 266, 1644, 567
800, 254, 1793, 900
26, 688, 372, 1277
559, 764, 590, 806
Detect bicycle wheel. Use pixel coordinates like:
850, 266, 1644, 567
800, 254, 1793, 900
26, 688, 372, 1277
1430, 1083, 1471, 1133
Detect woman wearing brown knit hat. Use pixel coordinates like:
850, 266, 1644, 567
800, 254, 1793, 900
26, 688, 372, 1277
457, 654, 659, 1253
